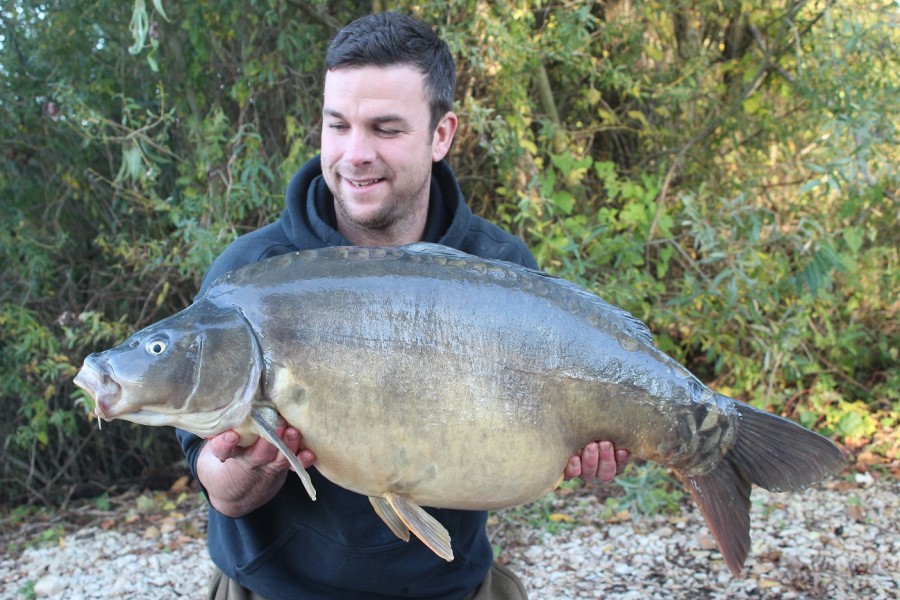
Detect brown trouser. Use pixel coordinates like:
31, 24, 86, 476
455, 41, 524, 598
208, 561, 528, 600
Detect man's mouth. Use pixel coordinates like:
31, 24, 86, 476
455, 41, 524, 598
346, 177, 384, 188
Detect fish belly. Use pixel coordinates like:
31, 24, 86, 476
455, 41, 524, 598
274, 347, 577, 510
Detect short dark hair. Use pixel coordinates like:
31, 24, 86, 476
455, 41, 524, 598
326, 12, 456, 133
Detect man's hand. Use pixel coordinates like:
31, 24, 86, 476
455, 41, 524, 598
198, 419, 315, 517
565, 441, 629, 483
206, 421, 315, 476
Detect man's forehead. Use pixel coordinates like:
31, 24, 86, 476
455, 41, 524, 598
323, 66, 428, 120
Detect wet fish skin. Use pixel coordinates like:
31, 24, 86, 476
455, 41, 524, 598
73, 243, 845, 575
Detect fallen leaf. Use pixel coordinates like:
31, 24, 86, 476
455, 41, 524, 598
605, 510, 630, 524
752, 561, 776, 574
136, 494, 156, 514
169, 475, 190, 494
548, 513, 574, 523
857, 451, 888, 465
159, 518, 177, 534
824, 480, 853, 492
697, 534, 718, 550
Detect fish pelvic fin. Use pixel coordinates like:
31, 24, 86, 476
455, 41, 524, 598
383, 492, 454, 562
369, 496, 410, 542
683, 398, 845, 576
250, 407, 317, 501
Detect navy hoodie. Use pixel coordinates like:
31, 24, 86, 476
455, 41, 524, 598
177, 156, 537, 599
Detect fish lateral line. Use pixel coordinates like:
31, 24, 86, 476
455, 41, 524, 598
251, 407, 317, 501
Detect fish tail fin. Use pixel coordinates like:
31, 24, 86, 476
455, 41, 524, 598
682, 398, 845, 576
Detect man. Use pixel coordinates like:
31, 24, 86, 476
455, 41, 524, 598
177, 12, 628, 600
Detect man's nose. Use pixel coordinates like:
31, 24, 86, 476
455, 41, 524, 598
344, 130, 376, 165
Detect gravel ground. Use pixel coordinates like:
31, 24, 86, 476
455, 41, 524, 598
2, 473, 897, 599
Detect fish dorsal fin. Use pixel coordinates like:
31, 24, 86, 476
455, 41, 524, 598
384, 492, 453, 561
369, 496, 410, 542
250, 406, 317, 501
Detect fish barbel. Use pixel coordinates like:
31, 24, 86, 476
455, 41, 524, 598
73, 243, 845, 575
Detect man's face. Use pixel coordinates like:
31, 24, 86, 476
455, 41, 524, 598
321, 65, 457, 245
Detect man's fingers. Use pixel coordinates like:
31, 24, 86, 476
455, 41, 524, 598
580, 442, 600, 479
564, 454, 582, 480
268, 427, 301, 470
283, 429, 316, 469
596, 441, 617, 482
208, 424, 314, 472
563, 441, 629, 482
208, 430, 241, 462
615, 449, 630, 472
257, 426, 317, 473
298, 449, 316, 470
283, 427, 301, 452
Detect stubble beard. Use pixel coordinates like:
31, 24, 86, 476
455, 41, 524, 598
332, 173, 432, 239
334, 193, 401, 232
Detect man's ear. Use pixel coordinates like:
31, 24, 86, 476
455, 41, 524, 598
431, 111, 458, 162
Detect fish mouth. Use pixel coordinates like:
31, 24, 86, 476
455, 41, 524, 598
73, 359, 131, 420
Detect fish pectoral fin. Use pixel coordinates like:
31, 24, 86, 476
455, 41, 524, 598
384, 492, 453, 562
369, 497, 410, 542
250, 407, 317, 501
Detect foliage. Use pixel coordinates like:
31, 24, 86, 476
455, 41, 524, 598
613, 463, 685, 517
496, 489, 582, 536
1, 0, 897, 506
16, 580, 36, 600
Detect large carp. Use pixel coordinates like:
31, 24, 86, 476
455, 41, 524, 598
73, 243, 844, 575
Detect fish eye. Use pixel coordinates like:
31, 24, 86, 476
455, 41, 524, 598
145, 339, 168, 355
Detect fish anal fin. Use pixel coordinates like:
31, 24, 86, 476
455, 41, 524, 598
385, 492, 453, 562
683, 463, 752, 576
369, 497, 410, 542
251, 407, 317, 501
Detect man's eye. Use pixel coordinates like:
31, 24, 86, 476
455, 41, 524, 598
327, 123, 349, 131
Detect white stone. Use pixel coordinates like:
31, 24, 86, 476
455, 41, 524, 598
33, 574, 66, 597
